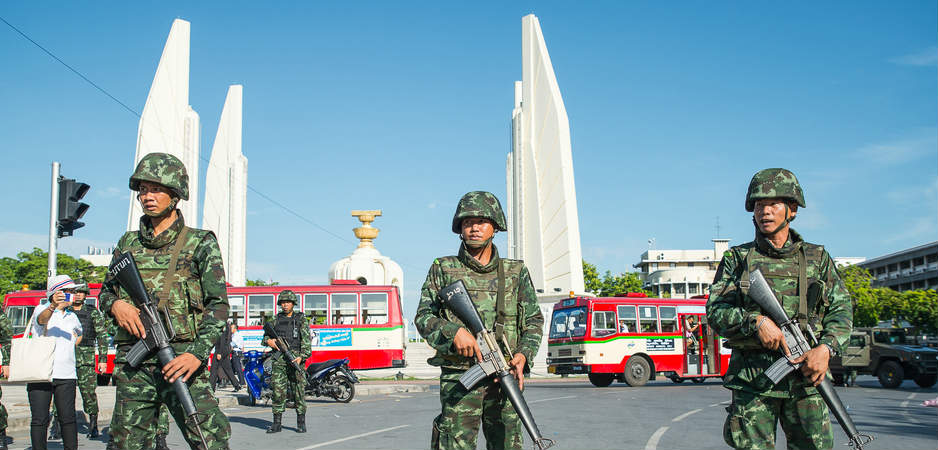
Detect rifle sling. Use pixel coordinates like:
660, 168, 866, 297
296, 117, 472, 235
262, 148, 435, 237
159, 226, 189, 311
494, 258, 506, 343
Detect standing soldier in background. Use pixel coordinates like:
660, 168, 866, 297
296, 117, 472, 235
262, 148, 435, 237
415, 191, 544, 450
0, 312, 12, 450
264, 290, 311, 434
707, 168, 853, 450
99, 152, 231, 450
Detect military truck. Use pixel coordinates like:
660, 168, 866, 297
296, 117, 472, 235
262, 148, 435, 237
830, 327, 938, 388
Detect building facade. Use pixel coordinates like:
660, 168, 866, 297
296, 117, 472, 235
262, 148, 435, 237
858, 241, 938, 292
634, 239, 730, 299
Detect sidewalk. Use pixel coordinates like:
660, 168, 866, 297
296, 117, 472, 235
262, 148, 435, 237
0, 381, 432, 434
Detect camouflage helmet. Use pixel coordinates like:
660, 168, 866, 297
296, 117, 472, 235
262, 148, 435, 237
129, 152, 189, 200
277, 289, 297, 305
73, 279, 90, 294
745, 168, 806, 212
451, 191, 508, 234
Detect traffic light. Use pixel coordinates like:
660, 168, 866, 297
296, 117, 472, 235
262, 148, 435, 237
57, 177, 89, 237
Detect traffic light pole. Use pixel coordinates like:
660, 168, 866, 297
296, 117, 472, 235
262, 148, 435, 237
48, 161, 59, 278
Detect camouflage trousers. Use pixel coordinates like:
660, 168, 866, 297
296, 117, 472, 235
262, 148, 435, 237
76, 346, 100, 415
431, 368, 523, 450
157, 404, 170, 435
270, 358, 306, 415
110, 363, 230, 450
723, 389, 833, 450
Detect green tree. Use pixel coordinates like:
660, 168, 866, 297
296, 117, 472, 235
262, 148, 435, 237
837, 262, 938, 332
0, 247, 105, 296
582, 260, 653, 297
582, 260, 602, 294
246, 279, 279, 286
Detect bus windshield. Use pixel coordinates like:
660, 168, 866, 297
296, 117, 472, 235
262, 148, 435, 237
550, 307, 587, 339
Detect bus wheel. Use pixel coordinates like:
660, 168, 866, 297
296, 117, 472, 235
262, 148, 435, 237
588, 373, 615, 387
669, 375, 685, 383
623, 357, 650, 387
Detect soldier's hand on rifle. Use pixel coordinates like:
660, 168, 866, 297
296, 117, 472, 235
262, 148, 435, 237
791, 345, 831, 386
509, 353, 527, 390
292, 357, 303, 365
162, 352, 201, 383
266, 338, 279, 351
453, 327, 483, 362
755, 315, 790, 357
97, 362, 107, 373
111, 300, 146, 339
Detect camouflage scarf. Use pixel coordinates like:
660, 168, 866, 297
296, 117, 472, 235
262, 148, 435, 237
457, 242, 500, 274
754, 227, 803, 258
138, 210, 186, 249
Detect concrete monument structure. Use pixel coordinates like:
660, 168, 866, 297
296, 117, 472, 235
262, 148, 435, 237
203, 85, 248, 286
329, 211, 404, 295
127, 19, 200, 230
506, 14, 585, 300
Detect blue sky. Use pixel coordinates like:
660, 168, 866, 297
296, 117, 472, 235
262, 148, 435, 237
1, 2, 935, 320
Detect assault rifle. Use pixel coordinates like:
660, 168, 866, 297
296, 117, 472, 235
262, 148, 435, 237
263, 320, 305, 374
749, 269, 873, 449
440, 280, 555, 450
108, 252, 209, 449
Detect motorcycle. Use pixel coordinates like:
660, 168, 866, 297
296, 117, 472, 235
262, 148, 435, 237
305, 357, 359, 403
243, 351, 359, 405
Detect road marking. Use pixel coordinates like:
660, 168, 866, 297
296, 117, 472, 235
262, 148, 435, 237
297, 424, 410, 450
672, 408, 702, 422
900, 393, 916, 409
529, 395, 576, 404
906, 393, 916, 399
708, 401, 729, 408
644, 426, 669, 450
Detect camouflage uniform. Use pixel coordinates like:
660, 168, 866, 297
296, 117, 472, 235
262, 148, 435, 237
707, 169, 853, 450
99, 153, 231, 450
415, 191, 544, 450
0, 313, 12, 439
263, 291, 312, 432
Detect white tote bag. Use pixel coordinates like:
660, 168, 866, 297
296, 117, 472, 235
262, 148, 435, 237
8, 311, 55, 382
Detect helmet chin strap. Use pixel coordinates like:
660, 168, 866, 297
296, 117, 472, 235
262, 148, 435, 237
461, 234, 494, 250
754, 204, 796, 236
142, 198, 179, 218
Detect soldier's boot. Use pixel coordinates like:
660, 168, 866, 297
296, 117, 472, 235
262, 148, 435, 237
88, 414, 100, 438
48, 418, 61, 440
296, 413, 306, 433
266, 413, 282, 433
0, 430, 8, 450
155, 433, 169, 450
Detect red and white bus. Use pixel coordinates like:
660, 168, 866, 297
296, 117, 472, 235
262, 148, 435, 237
3, 280, 405, 378
546, 294, 729, 387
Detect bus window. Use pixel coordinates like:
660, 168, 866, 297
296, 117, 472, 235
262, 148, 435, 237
248, 294, 274, 325
592, 311, 616, 337
361, 293, 388, 325
617, 305, 636, 333
228, 295, 245, 324
304, 294, 328, 325
639, 306, 658, 333
6, 306, 35, 335
659, 306, 677, 332
332, 293, 358, 325
86, 297, 98, 309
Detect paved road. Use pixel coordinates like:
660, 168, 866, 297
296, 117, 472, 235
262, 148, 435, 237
5, 376, 935, 449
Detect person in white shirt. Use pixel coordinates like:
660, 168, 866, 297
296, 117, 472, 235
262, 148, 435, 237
27, 275, 83, 450
229, 323, 246, 386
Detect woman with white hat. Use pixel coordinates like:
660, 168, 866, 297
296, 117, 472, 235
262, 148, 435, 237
26, 274, 83, 450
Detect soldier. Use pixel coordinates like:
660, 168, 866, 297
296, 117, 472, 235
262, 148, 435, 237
415, 191, 544, 450
263, 290, 311, 434
0, 312, 12, 450
66, 281, 109, 439
707, 168, 853, 450
99, 152, 231, 450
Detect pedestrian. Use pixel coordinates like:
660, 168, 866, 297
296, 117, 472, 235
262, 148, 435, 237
263, 290, 311, 433
28, 275, 83, 450
210, 321, 241, 392
415, 191, 544, 450
229, 323, 246, 386
0, 302, 13, 450
706, 168, 853, 450
98, 152, 231, 450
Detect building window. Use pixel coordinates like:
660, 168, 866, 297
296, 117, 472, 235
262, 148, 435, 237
688, 262, 694, 268
304, 294, 328, 325
689, 284, 698, 294
674, 284, 686, 295
651, 263, 658, 271
669, 262, 676, 268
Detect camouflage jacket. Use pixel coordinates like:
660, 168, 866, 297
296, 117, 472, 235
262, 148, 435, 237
707, 229, 853, 398
415, 243, 544, 370
0, 313, 11, 365
99, 211, 230, 364
68, 304, 110, 357
263, 312, 312, 361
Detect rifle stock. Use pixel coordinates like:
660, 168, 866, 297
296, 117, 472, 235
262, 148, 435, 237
748, 269, 873, 449
440, 281, 555, 450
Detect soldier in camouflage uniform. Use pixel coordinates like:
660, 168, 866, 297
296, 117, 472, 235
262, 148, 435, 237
415, 191, 544, 450
707, 168, 853, 450
263, 290, 311, 434
99, 152, 231, 450
0, 312, 12, 450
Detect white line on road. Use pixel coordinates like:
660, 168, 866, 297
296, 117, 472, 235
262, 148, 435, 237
644, 426, 669, 450
906, 393, 916, 399
708, 401, 729, 408
672, 408, 703, 422
901, 393, 916, 409
529, 395, 577, 404
296, 424, 410, 450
